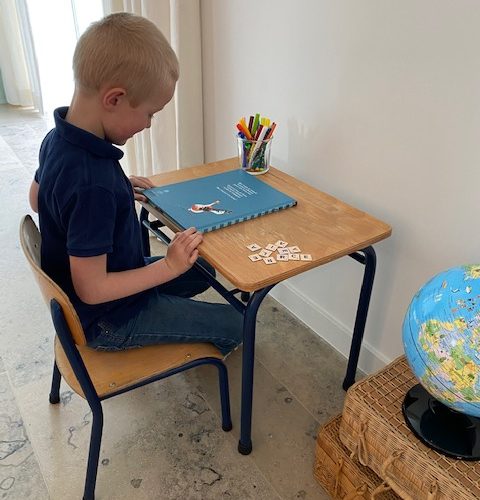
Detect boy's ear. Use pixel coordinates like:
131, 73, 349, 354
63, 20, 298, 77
102, 88, 127, 110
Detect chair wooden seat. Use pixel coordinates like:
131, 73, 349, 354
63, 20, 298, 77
55, 338, 223, 398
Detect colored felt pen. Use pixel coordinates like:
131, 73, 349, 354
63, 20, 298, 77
254, 124, 264, 141
264, 122, 276, 140
236, 122, 253, 140
248, 115, 254, 133
256, 125, 268, 143
248, 126, 269, 168
236, 123, 245, 135
243, 125, 254, 140
239, 117, 249, 134
251, 113, 260, 136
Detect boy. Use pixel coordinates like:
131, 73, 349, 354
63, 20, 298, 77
29, 13, 243, 355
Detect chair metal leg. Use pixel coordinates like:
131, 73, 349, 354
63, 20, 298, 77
83, 400, 104, 500
49, 360, 61, 404
216, 361, 232, 431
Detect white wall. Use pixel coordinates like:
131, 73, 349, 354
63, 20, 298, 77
200, 1, 480, 373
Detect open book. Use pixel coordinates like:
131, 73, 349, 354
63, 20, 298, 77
143, 169, 297, 233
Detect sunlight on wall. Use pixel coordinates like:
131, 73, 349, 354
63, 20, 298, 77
26, 0, 103, 113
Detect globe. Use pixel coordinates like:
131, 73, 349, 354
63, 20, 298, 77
403, 264, 480, 418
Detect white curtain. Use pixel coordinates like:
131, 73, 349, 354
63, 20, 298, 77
0, 0, 42, 111
102, 0, 204, 176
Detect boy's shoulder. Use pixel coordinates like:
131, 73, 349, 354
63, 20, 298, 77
41, 143, 117, 181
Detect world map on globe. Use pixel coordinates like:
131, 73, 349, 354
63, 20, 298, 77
403, 264, 480, 417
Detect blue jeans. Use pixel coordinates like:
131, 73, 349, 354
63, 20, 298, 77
86, 257, 243, 355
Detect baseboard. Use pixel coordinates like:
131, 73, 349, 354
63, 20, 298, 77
270, 281, 391, 375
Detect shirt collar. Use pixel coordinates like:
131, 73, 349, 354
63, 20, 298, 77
54, 106, 124, 160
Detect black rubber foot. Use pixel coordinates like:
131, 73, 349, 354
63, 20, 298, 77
49, 394, 60, 404
222, 422, 233, 432
238, 440, 252, 455
342, 378, 354, 391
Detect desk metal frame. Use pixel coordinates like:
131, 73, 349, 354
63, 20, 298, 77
140, 209, 376, 454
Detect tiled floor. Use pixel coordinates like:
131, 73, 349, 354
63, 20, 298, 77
0, 104, 350, 499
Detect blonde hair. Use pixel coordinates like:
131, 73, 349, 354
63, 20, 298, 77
73, 12, 179, 106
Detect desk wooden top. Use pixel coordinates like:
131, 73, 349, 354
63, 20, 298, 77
142, 158, 392, 292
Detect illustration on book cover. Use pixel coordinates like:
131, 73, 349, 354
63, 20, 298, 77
186, 180, 257, 215
188, 200, 232, 215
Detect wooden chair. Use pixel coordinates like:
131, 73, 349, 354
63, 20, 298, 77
19, 215, 232, 500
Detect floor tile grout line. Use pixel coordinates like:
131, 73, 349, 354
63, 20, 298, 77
255, 353, 334, 426
248, 358, 313, 500
5, 367, 53, 499
184, 355, 318, 500
177, 368, 284, 499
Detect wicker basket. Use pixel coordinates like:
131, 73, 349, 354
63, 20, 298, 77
314, 414, 400, 499
339, 355, 480, 500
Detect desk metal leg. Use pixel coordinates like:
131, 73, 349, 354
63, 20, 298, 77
139, 207, 151, 257
343, 246, 377, 390
238, 285, 274, 455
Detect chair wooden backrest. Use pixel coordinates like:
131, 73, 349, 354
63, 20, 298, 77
19, 215, 87, 346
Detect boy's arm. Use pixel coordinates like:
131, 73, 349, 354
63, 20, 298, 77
70, 227, 202, 304
29, 181, 39, 213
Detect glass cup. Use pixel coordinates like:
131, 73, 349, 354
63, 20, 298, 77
237, 136, 272, 175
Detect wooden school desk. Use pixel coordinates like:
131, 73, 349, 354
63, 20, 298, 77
139, 157, 392, 455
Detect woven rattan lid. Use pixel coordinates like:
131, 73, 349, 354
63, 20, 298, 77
346, 356, 480, 497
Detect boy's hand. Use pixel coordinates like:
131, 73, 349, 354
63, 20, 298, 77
129, 175, 154, 202
164, 227, 203, 276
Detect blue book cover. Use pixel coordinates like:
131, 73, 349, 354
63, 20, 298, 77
143, 169, 297, 233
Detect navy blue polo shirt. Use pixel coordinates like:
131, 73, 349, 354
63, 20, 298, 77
35, 107, 146, 340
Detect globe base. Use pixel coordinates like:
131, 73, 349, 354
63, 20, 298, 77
403, 384, 480, 460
